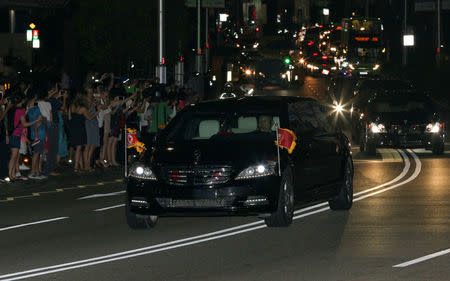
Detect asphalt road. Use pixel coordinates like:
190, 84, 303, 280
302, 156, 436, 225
1, 78, 449, 281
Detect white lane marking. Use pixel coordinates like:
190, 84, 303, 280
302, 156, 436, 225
93, 204, 125, 212
378, 148, 402, 163
354, 149, 410, 197
393, 248, 450, 267
0, 217, 69, 233
354, 150, 421, 202
0, 150, 421, 281
77, 191, 125, 200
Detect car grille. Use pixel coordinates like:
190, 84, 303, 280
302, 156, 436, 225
156, 198, 234, 208
390, 124, 425, 134
164, 165, 233, 186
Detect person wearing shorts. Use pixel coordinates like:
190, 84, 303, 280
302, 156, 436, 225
8, 96, 41, 181
27, 103, 46, 179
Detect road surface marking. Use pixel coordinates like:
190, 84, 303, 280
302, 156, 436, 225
93, 204, 125, 212
354, 150, 410, 197
0, 179, 124, 203
378, 148, 402, 162
0, 217, 68, 233
78, 191, 125, 200
0, 151, 422, 281
393, 248, 450, 267
354, 149, 420, 202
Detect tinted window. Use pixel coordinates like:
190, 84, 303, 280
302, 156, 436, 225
164, 110, 280, 141
288, 101, 331, 135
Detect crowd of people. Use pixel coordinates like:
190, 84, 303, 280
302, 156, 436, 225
0, 73, 203, 183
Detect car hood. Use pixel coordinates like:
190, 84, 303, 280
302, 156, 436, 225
371, 112, 434, 125
153, 139, 278, 169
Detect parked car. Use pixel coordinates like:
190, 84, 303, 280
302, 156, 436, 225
126, 96, 354, 229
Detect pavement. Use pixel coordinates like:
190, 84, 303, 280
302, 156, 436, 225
0, 77, 449, 281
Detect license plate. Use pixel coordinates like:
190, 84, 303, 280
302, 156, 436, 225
360, 71, 368, 75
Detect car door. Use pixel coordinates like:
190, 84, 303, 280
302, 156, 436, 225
287, 101, 326, 202
312, 104, 343, 185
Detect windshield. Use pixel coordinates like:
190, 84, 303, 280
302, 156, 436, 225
369, 95, 434, 113
164, 110, 280, 142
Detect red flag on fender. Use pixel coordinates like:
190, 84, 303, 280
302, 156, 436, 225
275, 128, 297, 154
126, 128, 138, 147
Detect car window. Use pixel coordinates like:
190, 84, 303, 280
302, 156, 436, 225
166, 112, 280, 141
288, 101, 329, 136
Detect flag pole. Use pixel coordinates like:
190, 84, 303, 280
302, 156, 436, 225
276, 124, 281, 176
124, 125, 127, 177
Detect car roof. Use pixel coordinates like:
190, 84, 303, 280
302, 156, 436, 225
193, 96, 316, 111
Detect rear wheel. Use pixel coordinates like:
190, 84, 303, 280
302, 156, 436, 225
265, 169, 294, 227
329, 158, 353, 210
125, 200, 158, 229
431, 136, 444, 155
366, 139, 376, 156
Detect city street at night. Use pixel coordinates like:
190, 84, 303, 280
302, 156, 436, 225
0, 147, 449, 281
1, 0, 449, 280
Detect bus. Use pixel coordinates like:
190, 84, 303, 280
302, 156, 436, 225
339, 17, 387, 77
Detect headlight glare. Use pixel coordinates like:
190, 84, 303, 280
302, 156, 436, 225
370, 123, 387, 133
236, 162, 276, 180
130, 164, 157, 180
426, 122, 440, 133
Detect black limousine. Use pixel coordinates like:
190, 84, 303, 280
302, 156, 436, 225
126, 96, 353, 228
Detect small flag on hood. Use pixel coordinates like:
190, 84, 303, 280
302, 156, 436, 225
275, 128, 297, 154
126, 128, 146, 154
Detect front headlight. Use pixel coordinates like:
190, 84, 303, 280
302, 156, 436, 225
426, 122, 440, 133
373, 64, 380, 70
235, 161, 277, 180
349, 64, 355, 70
370, 123, 387, 133
129, 164, 157, 180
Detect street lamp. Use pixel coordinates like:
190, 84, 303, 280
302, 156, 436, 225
323, 8, 329, 16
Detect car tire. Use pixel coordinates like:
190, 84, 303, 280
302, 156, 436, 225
125, 201, 158, 229
265, 168, 294, 227
431, 136, 444, 155
366, 139, 376, 155
329, 157, 353, 210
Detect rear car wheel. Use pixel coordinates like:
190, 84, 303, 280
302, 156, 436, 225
431, 135, 444, 155
265, 169, 294, 227
125, 200, 158, 229
366, 139, 376, 155
329, 158, 353, 210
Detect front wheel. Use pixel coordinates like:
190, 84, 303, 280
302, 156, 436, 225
329, 158, 353, 210
265, 169, 294, 227
126, 200, 158, 229
431, 135, 444, 155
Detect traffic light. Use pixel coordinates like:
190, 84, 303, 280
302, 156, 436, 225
284, 57, 291, 65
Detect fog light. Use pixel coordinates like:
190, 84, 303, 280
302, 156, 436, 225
244, 196, 269, 206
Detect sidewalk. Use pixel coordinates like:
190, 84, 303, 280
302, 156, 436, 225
0, 165, 124, 201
